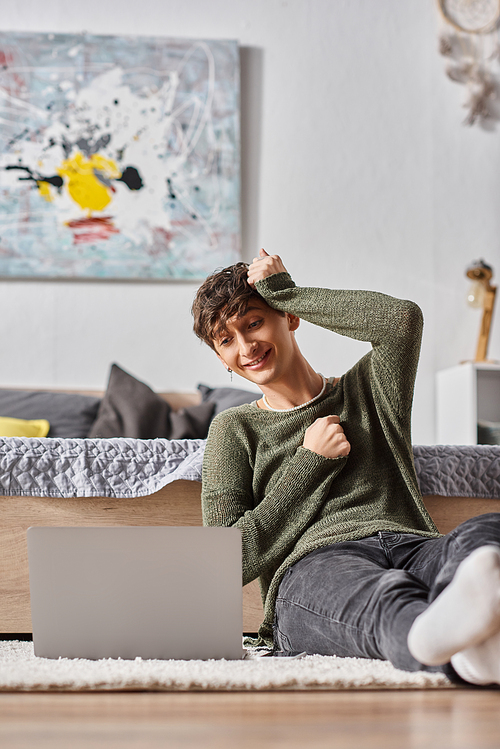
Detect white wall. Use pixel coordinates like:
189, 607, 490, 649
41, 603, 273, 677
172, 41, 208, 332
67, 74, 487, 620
1, 0, 499, 443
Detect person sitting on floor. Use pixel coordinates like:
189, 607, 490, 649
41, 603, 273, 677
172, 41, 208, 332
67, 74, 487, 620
191, 248, 500, 686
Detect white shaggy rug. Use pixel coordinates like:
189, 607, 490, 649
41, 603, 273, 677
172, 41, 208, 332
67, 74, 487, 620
0, 641, 456, 692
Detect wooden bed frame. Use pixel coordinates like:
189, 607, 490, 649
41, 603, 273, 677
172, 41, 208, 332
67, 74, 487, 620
2, 484, 500, 635
1, 389, 500, 635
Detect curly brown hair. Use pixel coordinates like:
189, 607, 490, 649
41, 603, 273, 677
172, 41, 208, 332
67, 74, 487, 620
192, 262, 272, 350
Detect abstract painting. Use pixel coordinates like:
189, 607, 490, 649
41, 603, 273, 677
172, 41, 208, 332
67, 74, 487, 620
0, 32, 240, 279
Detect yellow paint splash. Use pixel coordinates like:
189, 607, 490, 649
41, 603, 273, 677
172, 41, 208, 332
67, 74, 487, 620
57, 152, 121, 212
36, 181, 54, 202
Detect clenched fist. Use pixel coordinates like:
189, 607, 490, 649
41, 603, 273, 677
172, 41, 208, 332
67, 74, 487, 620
303, 415, 351, 459
247, 248, 287, 287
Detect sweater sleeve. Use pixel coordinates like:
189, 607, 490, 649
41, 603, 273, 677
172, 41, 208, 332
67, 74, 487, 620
202, 412, 347, 585
256, 273, 423, 422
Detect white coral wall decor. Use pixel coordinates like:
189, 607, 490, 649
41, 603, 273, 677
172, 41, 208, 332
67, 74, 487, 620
437, 0, 500, 126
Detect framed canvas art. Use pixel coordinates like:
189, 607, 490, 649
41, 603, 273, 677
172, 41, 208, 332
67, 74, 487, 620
0, 32, 241, 280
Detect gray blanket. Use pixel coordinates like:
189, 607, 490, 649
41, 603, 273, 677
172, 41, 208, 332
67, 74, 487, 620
412, 444, 500, 499
1, 438, 499, 499
0, 437, 206, 498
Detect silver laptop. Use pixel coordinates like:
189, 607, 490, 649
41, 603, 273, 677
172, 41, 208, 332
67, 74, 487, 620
27, 526, 243, 660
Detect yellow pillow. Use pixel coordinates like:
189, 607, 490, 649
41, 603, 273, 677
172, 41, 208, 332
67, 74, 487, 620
0, 417, 50, 438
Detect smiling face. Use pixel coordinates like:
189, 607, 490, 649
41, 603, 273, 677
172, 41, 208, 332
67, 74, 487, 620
213, 299, 301, 388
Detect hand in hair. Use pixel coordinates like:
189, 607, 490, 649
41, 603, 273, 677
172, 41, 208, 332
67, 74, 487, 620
247, 248, 287, 287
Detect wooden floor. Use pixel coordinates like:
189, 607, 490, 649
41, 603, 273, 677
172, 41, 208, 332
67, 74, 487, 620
1, 689, 500, 749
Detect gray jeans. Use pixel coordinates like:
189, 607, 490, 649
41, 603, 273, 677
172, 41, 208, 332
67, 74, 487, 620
273, 514, 500, 676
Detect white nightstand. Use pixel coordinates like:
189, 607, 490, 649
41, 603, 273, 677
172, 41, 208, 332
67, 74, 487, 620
436, 362, 500, 445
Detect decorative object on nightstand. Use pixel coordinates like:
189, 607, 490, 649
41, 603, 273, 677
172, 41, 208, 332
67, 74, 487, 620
436, 0, 500, 126
436, 259, 498, 444
466, 259, 497, 362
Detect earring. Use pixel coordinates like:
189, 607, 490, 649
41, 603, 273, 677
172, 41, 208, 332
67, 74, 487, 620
228, 368, 233, 382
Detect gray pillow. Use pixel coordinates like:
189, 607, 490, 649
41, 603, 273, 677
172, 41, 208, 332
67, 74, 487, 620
197, 383, 258, 416
88, 364, 171, 439
89, 364, 214, 439
170, 402, 215, 440
0, 389, 101, 438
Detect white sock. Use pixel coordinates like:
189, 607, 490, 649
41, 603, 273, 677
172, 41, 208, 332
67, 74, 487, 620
452, 629, 500, 685
407, 545, 500, 666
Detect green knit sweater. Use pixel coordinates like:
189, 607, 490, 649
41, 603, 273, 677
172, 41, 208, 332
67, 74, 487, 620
201, 272, 440, 646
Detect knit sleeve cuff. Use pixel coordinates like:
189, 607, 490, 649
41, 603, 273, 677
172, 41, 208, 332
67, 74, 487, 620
256, 272, 296, 296
264, 446, 347, 514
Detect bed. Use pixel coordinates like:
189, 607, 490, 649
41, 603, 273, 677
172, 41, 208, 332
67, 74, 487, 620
1, 368, 500, 636
0, 369, 263, 634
